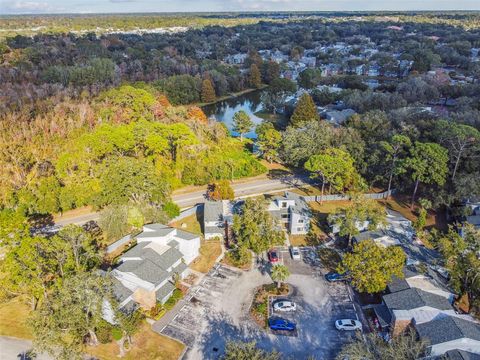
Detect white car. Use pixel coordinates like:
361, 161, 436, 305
335, 319, 362, 331
273, 300, 297, 312
290, 246, 301, 260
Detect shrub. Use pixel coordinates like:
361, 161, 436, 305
111, 327, 123, 341
96, 320, 113, 344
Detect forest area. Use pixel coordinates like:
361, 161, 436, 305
0, 12, 480, 360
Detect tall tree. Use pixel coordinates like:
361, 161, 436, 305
438, 225, 480, 312
201, 78, 216, 103
304, 148, 363, 202
380, 134, 411, 197
31, 272, 112, 360
261, 78, 296, 114
232, 110, 254, 142
404, 142, 449, 209
271, 264, 290, 288
257, 126, 282, 163
290, 93, 318, 127
434, 120, 480, 180
232, 198, 284, 255
298, 68, 322, 89
249, 64, 262, 89
339, 240, 406, 293
1, 235, 77, 310
207, 180, 234, 201
328, 195, 386, 244
337, 328, 427, 360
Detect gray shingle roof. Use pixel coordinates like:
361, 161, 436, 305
387, 275, 411, 293
445, 350, 480, 360
373, 304, 392, 328
205, 225, 224, 235
176, 229, 199, 241
383, 288, 452, 311
204, 201, 224, 222
156, 281, 176, 303
416, 316, 480, 345
117, 258, 170, 285
172, 261, 188, 275
112, 277, 133, 303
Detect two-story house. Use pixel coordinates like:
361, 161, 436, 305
267, 192, 311, 235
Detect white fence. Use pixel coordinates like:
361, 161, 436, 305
302, 189, 395, 202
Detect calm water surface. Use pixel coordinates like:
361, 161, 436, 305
202, 90, 267, 139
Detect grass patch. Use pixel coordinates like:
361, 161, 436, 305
0, 297, 33, 339
190, 238, 222, 273
87, 323, 184, 360
379, 195, 447, 231
170, 213, 202, 236
317, 247, 342, 271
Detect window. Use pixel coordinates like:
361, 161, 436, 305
297, 227, 303, 232
282, 202, 287, 208
298, 219, 304, 223
281, 214, 289, 219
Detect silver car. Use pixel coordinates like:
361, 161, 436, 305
273, 300, 297, 312
290, 246, 301, 260
335, 319, 362, 331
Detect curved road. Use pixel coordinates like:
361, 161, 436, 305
54, 174, 311, 227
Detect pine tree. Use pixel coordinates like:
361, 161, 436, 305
249, 64, 262, 89
290, 93, 318, 127
232, 110, 254, 142
201, 79, 216, 103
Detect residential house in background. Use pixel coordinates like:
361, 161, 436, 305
416, 316, 480, 357
204, 200, 234, 239
109, 224, 200, 315
267, 192, 311, 235
224, 53, 247, 65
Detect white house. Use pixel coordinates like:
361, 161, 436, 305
108, 224, 200, 316
267, 192, 311, 235
203, 200, 234, 239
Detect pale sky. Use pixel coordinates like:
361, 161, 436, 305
1, 0, 480, 15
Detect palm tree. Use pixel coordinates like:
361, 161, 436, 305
271, 264, 290, 288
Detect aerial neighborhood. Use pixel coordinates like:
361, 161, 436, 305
1, 9, 480, 360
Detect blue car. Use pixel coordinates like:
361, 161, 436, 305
268, 318, 296, 331
325, 272, 348, 282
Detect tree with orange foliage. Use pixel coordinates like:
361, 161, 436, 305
187, 106, 208, 124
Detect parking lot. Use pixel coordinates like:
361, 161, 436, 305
154, 247, 358, 360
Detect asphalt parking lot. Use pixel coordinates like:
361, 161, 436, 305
155, 247, 359, 360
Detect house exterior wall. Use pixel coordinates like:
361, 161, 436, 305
429, 339, 480, 357
391, 314, 412, 337
289, 212, 309, 235
205, 232, 223, 240
177, 236, 201, 264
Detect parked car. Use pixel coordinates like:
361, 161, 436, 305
290, 246, 301, 260
325, 272, 348, 282
335, 319, 362, 331
268, 318, 296, 331
268, 250, 279, 263
273, 300, 296, 312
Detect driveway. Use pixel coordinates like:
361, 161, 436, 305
0, 336, 52, 360
153, 248, 358, 360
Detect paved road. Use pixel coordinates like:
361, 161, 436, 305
0, 336, 52, 360
55, 174, 311, 226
